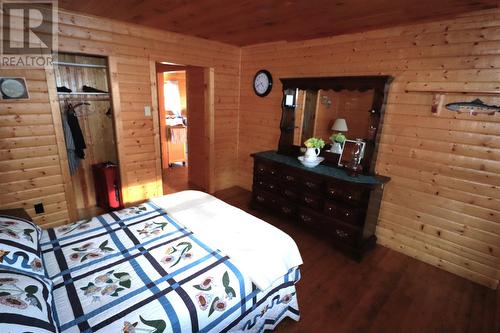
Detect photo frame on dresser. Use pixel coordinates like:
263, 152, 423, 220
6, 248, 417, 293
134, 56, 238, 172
338, 139, 366, 167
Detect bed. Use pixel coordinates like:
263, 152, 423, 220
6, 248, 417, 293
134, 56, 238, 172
0, 190, 303, 333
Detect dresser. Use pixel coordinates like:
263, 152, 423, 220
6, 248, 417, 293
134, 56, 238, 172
251, 151, 390, 260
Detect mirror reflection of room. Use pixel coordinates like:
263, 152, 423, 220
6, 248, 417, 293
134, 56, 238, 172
293, 88, 375, 146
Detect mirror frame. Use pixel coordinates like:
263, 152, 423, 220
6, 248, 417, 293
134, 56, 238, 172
277, 75, 393, 175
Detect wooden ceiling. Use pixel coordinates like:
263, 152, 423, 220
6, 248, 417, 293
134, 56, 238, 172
59, 0, 499, 46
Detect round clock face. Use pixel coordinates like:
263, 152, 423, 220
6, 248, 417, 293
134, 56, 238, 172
253, 70, 272, 97
1, 79, 26, 98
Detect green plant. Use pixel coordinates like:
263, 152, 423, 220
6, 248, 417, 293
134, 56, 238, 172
304, 137, 325, 149
330, 133, 346, 143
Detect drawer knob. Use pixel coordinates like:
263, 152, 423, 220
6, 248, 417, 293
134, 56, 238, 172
344, 211, 350, 217
329, 189, 335, 195
347, 195, 353, 200
285, 175, 295, 181
328, 206, 334, 212
270, 170, 276, 175
336, 229, 348, 238
305, 181, 315, 188
258, 168, 265, 173
304, 197, 314, 204
300, 214, 312, 222
269, 184, 275, 190
256, 195, 265, 202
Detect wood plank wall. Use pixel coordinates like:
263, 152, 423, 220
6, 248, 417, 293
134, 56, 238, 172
237, 9, 500, 288
0, 68, 71, 228
0, 9, 241, 227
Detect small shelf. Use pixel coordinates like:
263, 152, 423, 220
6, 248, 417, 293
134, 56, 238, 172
53, 61, 107, 69
57, 92, 110, 102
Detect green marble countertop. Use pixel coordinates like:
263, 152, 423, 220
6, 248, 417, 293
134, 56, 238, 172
252, 150, 389, 185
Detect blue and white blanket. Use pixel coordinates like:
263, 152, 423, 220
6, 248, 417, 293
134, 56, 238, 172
41, 195, 300, 333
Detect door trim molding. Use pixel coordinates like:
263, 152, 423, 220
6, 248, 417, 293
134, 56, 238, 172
45, 66, 78, 222
149, 59, 215, 194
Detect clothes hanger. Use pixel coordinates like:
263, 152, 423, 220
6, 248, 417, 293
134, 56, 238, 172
70, 102, 91, 117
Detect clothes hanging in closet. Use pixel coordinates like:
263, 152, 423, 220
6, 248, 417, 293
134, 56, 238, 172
66, 104, 87, 159
61, 112, 80, 175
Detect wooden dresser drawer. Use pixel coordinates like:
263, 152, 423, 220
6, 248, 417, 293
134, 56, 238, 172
282, 188, 299, 201
280, 169, 299, 186
254, 160, 279, 178
301, 193, 323, 210
324, 202, 363, 226
297, 208, 324, 228
325, 182, 368, 206
329, 220, 361, 245
301, 177, 324, 193
252, 189, 278, 208
276, 198, 297, 217
254, 177, 279, 193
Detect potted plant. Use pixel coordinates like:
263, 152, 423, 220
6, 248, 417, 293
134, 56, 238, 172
303, 137, 325, 161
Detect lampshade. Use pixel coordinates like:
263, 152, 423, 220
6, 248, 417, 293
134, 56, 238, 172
331, 118, 348, 132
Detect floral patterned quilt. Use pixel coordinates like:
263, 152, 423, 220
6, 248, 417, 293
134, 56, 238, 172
41, 201, 300, 333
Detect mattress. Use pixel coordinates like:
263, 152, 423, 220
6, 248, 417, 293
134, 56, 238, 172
40, 191, 302, 332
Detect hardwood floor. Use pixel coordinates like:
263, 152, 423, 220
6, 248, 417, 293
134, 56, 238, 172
162, 164, 190, 194
214, 187, 498, 333
76, 206, 105, 221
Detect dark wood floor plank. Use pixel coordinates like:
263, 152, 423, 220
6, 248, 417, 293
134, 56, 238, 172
213, 186, 498, 333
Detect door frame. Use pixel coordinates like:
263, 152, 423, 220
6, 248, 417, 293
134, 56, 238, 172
149, 59, 215, 194
46, 53, 124, 222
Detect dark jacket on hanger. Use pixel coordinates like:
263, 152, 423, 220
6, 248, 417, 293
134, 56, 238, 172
66, 106, 86, 159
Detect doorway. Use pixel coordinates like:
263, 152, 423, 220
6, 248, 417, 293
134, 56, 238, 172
156, 63, 213, 194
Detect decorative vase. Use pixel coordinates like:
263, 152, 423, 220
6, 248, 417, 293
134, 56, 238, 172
330, 141, 343, 154
304, 147, 320, 162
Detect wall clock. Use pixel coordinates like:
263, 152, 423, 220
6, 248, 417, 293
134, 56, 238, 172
0, 77, 29, 100
253, 70, 273, 97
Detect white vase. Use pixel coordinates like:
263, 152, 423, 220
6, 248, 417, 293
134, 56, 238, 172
304, 147, 320, 162
330, 141, 343, 154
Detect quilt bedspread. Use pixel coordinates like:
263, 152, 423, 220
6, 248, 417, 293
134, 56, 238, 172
40, 201, 300, 333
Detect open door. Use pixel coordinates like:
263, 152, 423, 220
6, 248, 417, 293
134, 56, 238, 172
186, 66, 213, 192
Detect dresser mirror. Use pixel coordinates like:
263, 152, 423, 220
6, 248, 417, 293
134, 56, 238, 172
278, 76, 393, 174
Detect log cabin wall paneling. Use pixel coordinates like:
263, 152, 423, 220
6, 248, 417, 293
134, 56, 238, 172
237, 9, 500, 288
0, 68, 72, 228
0, 9, 241, 227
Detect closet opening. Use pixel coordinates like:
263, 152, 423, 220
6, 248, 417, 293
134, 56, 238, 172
54, 53, 122, 220
156, 63, 213, 194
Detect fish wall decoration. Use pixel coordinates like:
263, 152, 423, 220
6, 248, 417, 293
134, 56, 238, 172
445, 99, 500, 115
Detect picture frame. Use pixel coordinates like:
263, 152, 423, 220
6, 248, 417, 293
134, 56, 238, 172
0, 77, 29, 100
338, 139, 366, 167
